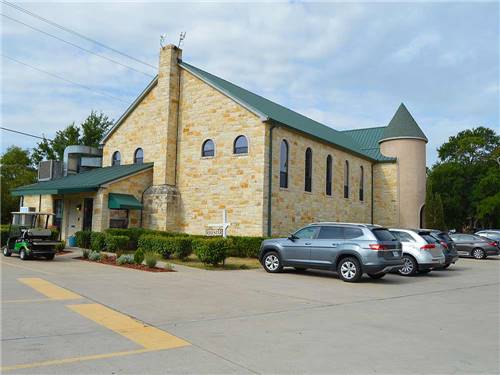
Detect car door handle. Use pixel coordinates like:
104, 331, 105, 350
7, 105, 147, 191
305, 242, 312, 245
331, 243, 338, 247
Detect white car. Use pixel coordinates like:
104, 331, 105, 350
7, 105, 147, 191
389, 229, 446, 276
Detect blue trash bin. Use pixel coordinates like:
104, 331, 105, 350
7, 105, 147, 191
68, 236, 77, 247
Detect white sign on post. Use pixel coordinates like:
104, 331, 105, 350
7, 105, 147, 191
206, 209, 231, 238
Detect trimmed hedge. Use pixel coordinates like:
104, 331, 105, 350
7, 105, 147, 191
105, 234, 129, 253
104, 228, 189, 249
75, 230, 92, 249
90, 232, 107, 252
1, 225, 9, 246
194, 238, 229, 266
138, 234, 173, 258
227, 236, 265, 258
134, 249, 145, 265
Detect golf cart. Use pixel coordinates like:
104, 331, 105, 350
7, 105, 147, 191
2, 211, 61, 260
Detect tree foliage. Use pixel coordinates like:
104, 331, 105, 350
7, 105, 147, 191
0, 146, 37, 223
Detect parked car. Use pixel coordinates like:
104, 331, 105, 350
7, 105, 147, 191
475, 230, 500, 250
388, 229, 446, 276
259, 223, 403, 283
426, 229, 459, 268
449, 233, 499, 259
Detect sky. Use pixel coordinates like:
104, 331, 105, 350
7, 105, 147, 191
1, 1, 499, 166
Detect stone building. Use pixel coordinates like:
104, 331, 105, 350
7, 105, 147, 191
12, 45, 428, 240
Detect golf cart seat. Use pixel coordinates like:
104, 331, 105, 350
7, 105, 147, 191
26, 228, 52, 238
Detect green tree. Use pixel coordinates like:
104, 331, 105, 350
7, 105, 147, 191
0, 146, 37, 223
79, 111, 113, 147
424, 180, 446, 230
438, 127, 499, 164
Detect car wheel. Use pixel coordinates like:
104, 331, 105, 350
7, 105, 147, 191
45, 254, 55, 261
19, 248, 29, 261
337, 257, 362, 282
367, 272, 386, 279
472, 248, 486, 259
3, 246, 12, 257
262, 251, 283, 273
399, 255, 417, 276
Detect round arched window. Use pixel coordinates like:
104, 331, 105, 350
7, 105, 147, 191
134, 148, 144, 164
202, 139, 215, 157
233, 135, 248, 154
112, 151, 121, 166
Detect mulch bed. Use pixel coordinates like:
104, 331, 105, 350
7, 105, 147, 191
74, 256, 173, 272
56, 250, 73, 256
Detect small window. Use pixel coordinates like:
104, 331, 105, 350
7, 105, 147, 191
344, 160, 349, 198
304, 148, 312, 192
326, 155, 333, 196
318, 226, 343, 239
294, 226, 318, 239
359, 166, 364, 201
202, 139, 215, 157
134, 148, 144, 164
344, 227, 364, 240
421, 234, 439, 244
112, 151, 121, 166
233, 135, 248, 154
280, 140, 289, 188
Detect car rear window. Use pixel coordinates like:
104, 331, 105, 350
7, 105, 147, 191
421, 234, 439, 244
437, 233, 453, 242
371, 228, 396, 241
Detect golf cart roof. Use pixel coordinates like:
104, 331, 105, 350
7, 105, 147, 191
10, 212, 55, 216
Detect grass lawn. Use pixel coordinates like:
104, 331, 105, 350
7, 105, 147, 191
168, 254, 261, 270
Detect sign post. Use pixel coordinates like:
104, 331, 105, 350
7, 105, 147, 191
206, 209, 231, 238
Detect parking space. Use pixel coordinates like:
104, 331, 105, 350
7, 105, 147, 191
1, 253, 499, 374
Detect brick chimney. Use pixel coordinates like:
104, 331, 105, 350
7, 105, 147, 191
156, 44, 182, 186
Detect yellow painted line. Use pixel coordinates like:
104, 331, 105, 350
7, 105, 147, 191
67, 303, 190, 350
1, 348, 156, 372
18, 278, 82, 300
3, 298, 54, 304
0, 260, 55, 275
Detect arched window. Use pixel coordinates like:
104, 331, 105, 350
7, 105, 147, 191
344, 160, 349, 198
134, 148, 144, 164
112, 151, 121, 166
280, 140, 289, 188
326, 155, 333, 196
359, 166, 364, 201
233, 135, 248, 154
304, 148, 312, 192
201, 139, 215, 157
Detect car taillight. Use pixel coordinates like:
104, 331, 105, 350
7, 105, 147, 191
440, 240, 448, 249
369, 244, 387, 250
488, 241, 497, 247
420, 244, 435, 250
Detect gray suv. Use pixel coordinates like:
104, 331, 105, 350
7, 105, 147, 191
259, 223, 403, 282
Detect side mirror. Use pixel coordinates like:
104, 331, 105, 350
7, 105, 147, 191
288, 233, 297, 242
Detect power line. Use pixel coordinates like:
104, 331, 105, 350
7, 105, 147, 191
2, 54, 129, 103
1, 13, 154, 78
0, 126, 53, 141
2, 0, 157, 70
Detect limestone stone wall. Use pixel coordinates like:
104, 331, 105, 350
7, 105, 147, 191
176, 70, 267, 236
372, 163, 398, 227
22, 194, 53, 214
265, 126, 374, 236
142, 185, 180, 231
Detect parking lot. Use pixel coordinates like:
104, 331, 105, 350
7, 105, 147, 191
1, 252, 499, 374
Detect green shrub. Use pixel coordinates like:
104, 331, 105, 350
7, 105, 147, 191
75, 230, 92, 249
55, 240, 66, 252
88, 250, 101, 261
163, 262, 174, 271
104, 228, 147, 249
100, 253, 109, 262
227, 236, 265, 258
1, 226, 10, 246
90, 232, 106, 252
134, 249, 145, 264
194, 238, 228, 266
82, 249, 90, 259
116, 254, 134, 265
145, 253, 157, 268
138, 234, 175, 258
105, 234, 129, 253
50, 227, 59, 240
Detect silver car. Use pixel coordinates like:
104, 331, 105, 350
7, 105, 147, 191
389, 229, 446, 276
259, 223, 403, 283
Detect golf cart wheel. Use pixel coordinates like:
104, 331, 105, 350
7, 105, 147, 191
19, 248, 29, 260
3, 246, 12, 257
45, 254, 55, 260
367, 272, 386, 279
472, 248, 486, 259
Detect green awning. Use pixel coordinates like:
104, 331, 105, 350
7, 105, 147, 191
108, 193, 142, 210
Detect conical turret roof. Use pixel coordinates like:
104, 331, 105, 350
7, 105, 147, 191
380, 103, 427, 143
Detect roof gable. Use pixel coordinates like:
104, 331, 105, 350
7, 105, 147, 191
380, 103, 427, 142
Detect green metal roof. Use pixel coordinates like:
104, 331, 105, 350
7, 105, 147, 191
11, 163, 153, 196
179, 62, 378, 161
380, 103, 427, 142
341, 126, 395, 162
108, 193, 142, 210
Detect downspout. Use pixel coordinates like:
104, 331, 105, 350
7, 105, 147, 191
267, 124, 276, 237
371, 163, 374, 224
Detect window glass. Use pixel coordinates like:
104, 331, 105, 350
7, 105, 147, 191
280, 140, 288, 188
326, 155, 332, 196
421, 234, 439, 244
372, 228, 396, 241
112, 151, 121, 166
318, 226, 343, 239
393, 231, 415, 242
343, 227, 364, 239
304, 148, 312, 192
344, 161, 349, 198
359, 166, 364, 201
233, 135, 248, 154
479, 232, 500, 240
202, 139, 215, 157
134, 148, 144, 164
437, 232, 453, 242
294, 226, 318, 239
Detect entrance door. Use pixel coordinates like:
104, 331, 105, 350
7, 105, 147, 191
83, 198, 93, 231
66, 199, 82, 238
